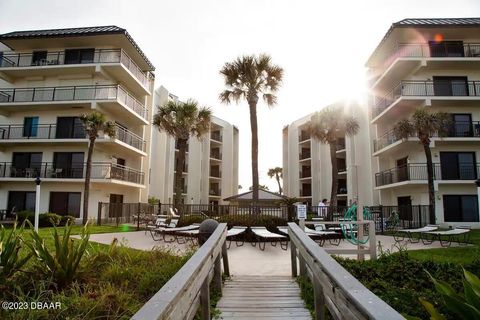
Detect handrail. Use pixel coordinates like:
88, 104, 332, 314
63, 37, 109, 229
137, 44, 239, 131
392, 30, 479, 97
0, 49, 151, 89
288, 222, 404, 319
0, 84, 147, 120
132, 223, 229, 320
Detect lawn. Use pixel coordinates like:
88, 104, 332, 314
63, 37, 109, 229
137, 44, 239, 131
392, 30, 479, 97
0, 223, 193, 319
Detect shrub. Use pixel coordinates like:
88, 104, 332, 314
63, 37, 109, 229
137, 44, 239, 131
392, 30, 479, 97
60, 215, 77, 226
16, 211, 63, 227
0, 223, 31, 283
178, 214, 207, 227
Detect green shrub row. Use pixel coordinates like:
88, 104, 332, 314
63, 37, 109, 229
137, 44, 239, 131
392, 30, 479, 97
15, 210, 76, 227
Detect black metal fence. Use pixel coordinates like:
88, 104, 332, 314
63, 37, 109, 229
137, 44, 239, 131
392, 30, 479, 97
97, 202, 432, 234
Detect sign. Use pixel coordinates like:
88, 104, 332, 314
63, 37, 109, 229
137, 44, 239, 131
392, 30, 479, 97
296, 204, 307, 220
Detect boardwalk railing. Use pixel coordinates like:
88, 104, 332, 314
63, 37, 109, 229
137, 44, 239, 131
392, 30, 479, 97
288, 222, 405, 320
132, 223, 229, 320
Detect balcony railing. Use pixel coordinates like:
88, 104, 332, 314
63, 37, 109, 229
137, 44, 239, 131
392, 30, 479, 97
0, 162, 144, 184
299, 131, 310, 142
210, 132, 222, 142
209, 189, 221, 196
373, 121, 480, 152
375, 163, 480, 187
337, 187, 348, 194
0, 49, 151, 89
299, 151, 311, 160
0, 85, 147, 120
0, 123, 146, 152
300, 169, 311, 178
210, 150, 222, 160
374, 43, 480, 73
210, 169, 221, 178
372, 80, 480, 118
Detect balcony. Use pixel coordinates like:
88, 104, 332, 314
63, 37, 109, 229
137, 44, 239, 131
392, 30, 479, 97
0, 123, 146, 153
0, 49, 152, 96
0, 85, 148, 123
299, 150, 311, 160
373, 121, 480, 153
370, 43, 480, 88
210, 131, 222, 143
372, 80, 480, 121
375, 163, 479, 187
209, 188, 221, 197
0, 162, 144, 185
299, 131, 310, 142
210, 149, 222, 160
300, 168, 311, 179
210, 168, 221, 178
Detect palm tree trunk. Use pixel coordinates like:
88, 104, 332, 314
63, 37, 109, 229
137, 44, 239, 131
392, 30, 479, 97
329, 142, 338, 208
423, 143, 436, 223
276, 172, 283, 195
83, 137, 95, 224
248, 99, 259, 206
174, 139, 188, 207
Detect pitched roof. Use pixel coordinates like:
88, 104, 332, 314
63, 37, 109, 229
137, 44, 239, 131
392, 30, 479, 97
224, 189, 287, 201
0, 25, 154, 70
366, 17, 480, 66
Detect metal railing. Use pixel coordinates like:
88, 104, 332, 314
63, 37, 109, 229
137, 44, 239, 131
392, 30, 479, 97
0, 85, 147, 120
375, 163, 480, 186
0, 123, 146, 152
132, 224, 229, 320
374, 121, 480, 152
210, 149, 222, 160
299, 150, 311, 160
0, 49, 151, 89
289, 222, 404, 319
372, 80, 480, 118
299, 131, 310, 142
210, 132, 222, 142
300, 169, 311, 178
0, 162, 144, 184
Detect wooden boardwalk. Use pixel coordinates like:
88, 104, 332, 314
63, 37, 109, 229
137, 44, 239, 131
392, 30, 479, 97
217, 275, 311, 320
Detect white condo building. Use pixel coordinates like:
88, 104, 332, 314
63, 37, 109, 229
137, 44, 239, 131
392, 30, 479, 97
149, 86, 239, 205
0, 26, 154, 219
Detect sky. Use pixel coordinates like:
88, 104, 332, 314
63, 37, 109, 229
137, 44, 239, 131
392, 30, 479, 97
1, 0, 479, 192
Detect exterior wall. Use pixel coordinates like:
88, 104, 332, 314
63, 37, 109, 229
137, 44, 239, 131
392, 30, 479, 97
149, 86, 239, 204
0, 30, 153, 220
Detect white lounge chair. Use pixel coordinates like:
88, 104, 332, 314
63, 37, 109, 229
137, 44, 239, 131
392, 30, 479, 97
304, 227, 341, 246
226, 226, 247, 249
251, 227, 288, 251
423, 226, 471, 247
148, 220, 190, 242
393, 224, 439, 243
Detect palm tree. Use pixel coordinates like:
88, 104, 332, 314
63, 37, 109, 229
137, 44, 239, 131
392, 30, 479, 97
393, 109, 451, 223
219, 54, 283, 205
267, 167, 283, 194
308, 106, 359, 207
80, 111, 116, 224
153, 99, 211, 205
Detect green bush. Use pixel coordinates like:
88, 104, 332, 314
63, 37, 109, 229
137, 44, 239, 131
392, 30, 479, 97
16, 211, 64, 227
0, 223, 31, 284
60, 215, 77, 226
178, 214, 207, 227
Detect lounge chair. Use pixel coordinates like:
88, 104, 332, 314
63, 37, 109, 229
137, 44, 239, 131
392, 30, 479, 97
145, 216, 173, 234
393, 224, 439, 243
163, 228, 200, 244
250, 227, 288, 251
304, 227, 341, 246
226, 226, 247, 249
149, 223, 198, 242
422, 226, 471, 247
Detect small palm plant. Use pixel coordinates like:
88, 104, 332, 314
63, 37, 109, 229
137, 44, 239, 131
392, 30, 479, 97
153, 100, 211, 205
220, 54, 284, 205
393, 109, 451, 223
25, 222, 91, 289
267, 167, 283, 195
80, 111, 116, 224
0, 223, 31, 284
308, 106, 359, 207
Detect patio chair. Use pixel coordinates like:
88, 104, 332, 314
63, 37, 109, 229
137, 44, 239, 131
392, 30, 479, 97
393, 224, 439, 243
305, 227, 341, 246
226, 226, 247, 249
145, 215, 169, 234
250, 227, 288, 251
422, 226, 471, 247
149, 223, 198, 242
163, 228, 200, 244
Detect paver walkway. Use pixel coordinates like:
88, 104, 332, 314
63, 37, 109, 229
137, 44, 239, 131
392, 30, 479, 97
217, 275, 311, 320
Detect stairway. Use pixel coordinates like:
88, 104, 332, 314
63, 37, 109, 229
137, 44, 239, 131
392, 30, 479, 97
217, 275, 311, 319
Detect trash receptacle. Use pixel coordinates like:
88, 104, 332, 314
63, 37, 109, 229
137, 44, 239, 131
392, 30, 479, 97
198, 219, 219, 245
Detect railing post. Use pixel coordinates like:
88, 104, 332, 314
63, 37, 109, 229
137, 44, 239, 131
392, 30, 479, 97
313, 277, 326, 320
380, 206, 384, 235
213, 255, 222, 294
299, 255, 307, 277
290, 240, 297, 277
199, 277, 210, 320
369, 221, 377, 260
97, 202, 102, 226
136, 202, 141, 231
221, 242, 230, 277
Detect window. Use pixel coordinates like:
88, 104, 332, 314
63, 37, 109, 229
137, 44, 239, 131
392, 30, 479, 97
49, 192, 81, 217
23, 117, 39, 137
53, 152, 84, 178
443, 195, 479, 222
64, 48, 95, 64
12, 152, 42, 177
429, 41, 465, 57
31, 51, 48, 66
7, 191, 36, 212
55, 117, 85, 138
450, 114, 473, 137
433, 76, 469, 96
440, 152, 476, 180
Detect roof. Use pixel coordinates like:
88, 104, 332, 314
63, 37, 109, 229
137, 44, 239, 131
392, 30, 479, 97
0, 25, 154, 70
367, 17, 480, 66
224, 189, 288, 201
